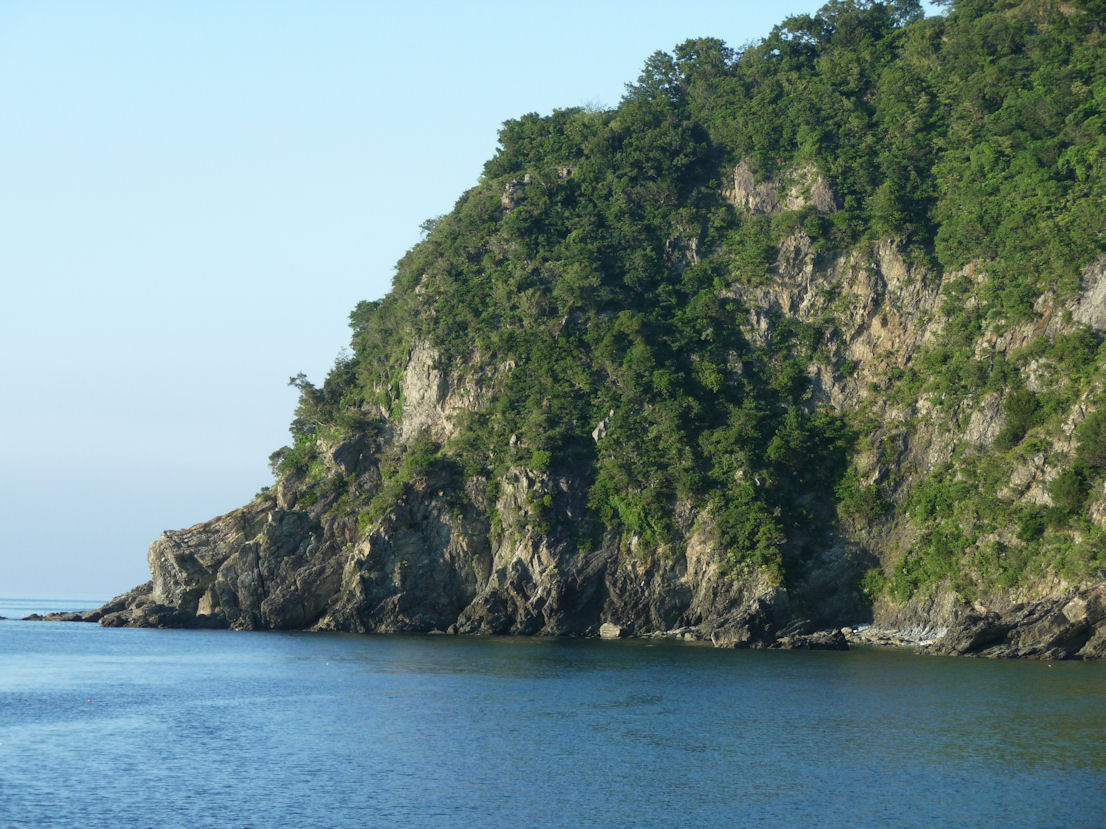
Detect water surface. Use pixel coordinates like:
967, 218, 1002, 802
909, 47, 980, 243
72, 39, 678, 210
1, 602, 1103, 827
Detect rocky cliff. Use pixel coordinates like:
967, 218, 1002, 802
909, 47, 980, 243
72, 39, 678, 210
81, 232, 1106, 659
77, 1, 1106, 658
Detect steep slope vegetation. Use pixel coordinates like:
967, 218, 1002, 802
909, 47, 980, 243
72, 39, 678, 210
92, 0, 1106, 657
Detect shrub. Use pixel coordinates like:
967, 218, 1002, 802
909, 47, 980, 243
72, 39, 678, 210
1049, 467, 1089, 516
993, 389, 1039, 451
1076, 410, 1106, 470
836, 467, 889, 523
1016, 506, 1047, 542
860, 567, 886, 601
1049, 328, 1101, 376
399, 433, 441, 480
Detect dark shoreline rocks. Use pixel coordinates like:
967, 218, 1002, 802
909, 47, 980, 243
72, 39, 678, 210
34, 543, 1104, 659
772, 628, 849, 650
25, 591, 1106, 660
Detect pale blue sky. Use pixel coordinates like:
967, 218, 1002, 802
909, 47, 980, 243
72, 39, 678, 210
1, 1, 934, 600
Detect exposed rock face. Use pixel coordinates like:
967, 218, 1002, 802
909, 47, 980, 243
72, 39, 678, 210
85, 375, 818, 643
1072, 255, 1106, 332
500, 173, 532, 210
722, 159, 838, 215
398, 341, 452, 444
88, 471, 801, 645
869, 584, 1106, 659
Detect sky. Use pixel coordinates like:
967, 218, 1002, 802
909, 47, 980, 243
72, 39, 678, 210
1, 1, 938, 601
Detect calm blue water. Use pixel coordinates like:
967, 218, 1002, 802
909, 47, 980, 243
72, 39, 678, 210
1, 599, 1104, 828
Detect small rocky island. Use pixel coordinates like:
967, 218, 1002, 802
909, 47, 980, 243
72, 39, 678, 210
69, 1, 1106, 658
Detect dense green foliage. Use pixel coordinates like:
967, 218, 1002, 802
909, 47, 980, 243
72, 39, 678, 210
272, 0, 1106, 603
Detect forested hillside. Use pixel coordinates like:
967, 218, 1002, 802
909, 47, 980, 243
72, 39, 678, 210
95, 0, 1106, 657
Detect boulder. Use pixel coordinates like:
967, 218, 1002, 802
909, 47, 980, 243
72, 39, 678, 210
599, 622, 625, 639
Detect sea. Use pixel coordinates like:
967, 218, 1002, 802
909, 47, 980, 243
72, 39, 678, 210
2, 598, 1104, 828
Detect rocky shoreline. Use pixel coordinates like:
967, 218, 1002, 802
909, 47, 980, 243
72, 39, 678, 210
27, 581, 1106, 660
26, 604, 854, 651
